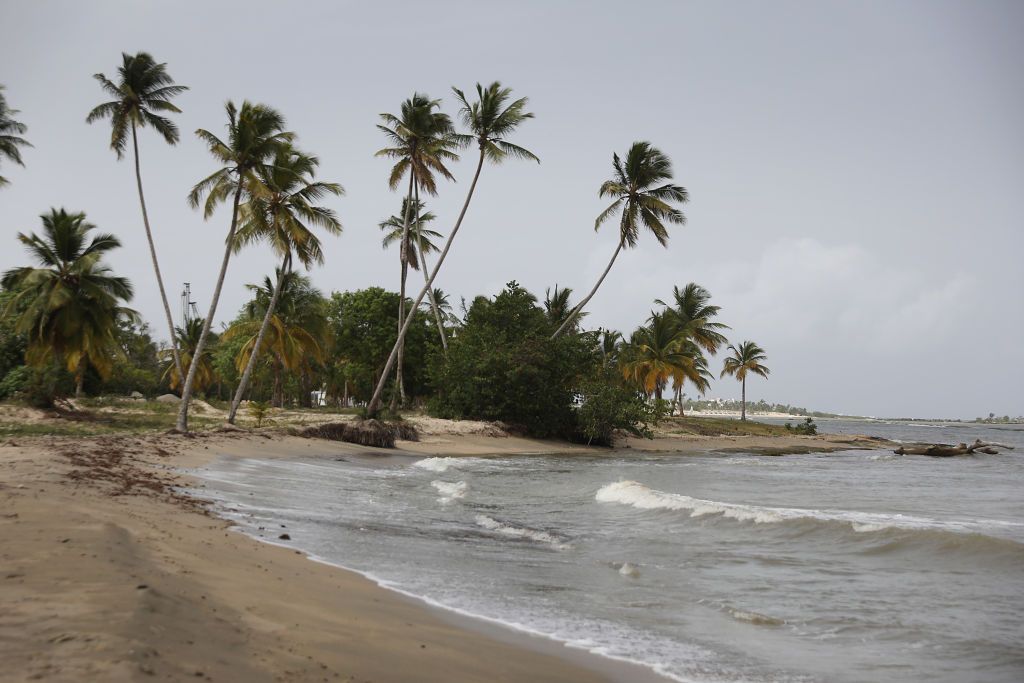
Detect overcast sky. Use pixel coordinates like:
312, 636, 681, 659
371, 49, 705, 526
1, 0, 1021, 419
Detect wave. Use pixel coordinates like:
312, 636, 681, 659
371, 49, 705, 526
595, 481, 1024, 541
431, 480, 468, 503
474, 514, 573, 550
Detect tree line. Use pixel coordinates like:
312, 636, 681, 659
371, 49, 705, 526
0, 52, 771, 438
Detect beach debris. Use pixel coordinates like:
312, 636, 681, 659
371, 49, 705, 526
298, 420, 418, 448
893, 439, 1015, 457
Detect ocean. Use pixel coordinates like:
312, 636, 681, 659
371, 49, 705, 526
191, 421, 1024, 683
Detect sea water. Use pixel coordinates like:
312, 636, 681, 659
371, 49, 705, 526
192, 422, 1024, 683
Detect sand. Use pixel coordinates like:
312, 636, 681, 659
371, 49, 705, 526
0, 426, 885, 682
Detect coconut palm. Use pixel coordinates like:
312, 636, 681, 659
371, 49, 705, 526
1, 209, 135, 397
552, 142, 688, 339
224, 144, 343, 423
175, 101, 293, 432
620, 312, 707, 409
224, 272, 324, 407
543, 285, 585, 330
367, 82, 537, 415
379, 198, 448, 355
376, 94, 460, 403
161, 318, 216, 394
86, 52, 189, 382
0, 85, 31, 187
719, 341, 771, 421
655, 283, 729, 412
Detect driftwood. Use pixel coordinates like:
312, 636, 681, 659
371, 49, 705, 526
894, 439, 1015, 457
297, 420, 418, 449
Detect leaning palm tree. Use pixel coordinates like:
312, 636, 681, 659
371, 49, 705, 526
367, 82, 537, 416
552, 142, 688, 339
719, 341, 771, 421
376, 93, 460, 404
1, 209, 135, 397
225, 144, 342, 424
175, 101, 293, 432
0, 85, 31, 187
379, 198, 448, 356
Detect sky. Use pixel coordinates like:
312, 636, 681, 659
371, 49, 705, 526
1, 0, 1021, 419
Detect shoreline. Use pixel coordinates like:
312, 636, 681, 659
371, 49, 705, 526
1, 427, 886, 682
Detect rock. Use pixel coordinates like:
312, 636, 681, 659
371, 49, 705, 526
278, 533, 291, 540
156, 394, 181, 404
130, 391, 145, 400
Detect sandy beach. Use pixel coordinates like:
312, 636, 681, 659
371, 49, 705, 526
0, 425, 884, 682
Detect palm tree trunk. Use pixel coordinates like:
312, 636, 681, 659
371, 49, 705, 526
272, 359, 283, 408
551, 240, 625, 339
175, 181, 243, 432
741, 377, 746, 421
75, 369, 84, 399
132, 123, 184, 384
226, 259, 287, 424
366, 148, 486, 416
413, 180, 448, 355
389, 174, 417, 412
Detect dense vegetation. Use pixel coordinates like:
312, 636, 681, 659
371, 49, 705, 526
0, 54, 775, 442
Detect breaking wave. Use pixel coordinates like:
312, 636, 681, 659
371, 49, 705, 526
413, 457, 461, 473
595, 481, 1024, 541
475, 514, 573, 550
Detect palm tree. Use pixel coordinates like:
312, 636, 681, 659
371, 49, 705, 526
552, 142, 688, 339
655, 283, 729, 412
86, 52, 189, 383
376, 93, 460, 404
224, 272, 324, 407
719, 341, 771, 421
162, 318, 216, 395
620, 312, 708, 409
175, 101, 293, 432
379, 198, 448, 355
543, 285, 585, 330
367, 82, 537, 416
225, 145, 342, 423
1, 209, 135, 397
0, 85, 31, 187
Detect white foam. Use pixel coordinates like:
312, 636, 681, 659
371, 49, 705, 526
475, 514, 573, 550
413, 457, 459, 472
595, 481, 1023, 536
618, 562, 640, 578
431, 480, 467, 503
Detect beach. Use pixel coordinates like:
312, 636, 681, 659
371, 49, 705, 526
0, 420, 887, 683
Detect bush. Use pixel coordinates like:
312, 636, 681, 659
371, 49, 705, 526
784, 417, 818, 435
575, 370, 653, 445
428, 282, 592, 438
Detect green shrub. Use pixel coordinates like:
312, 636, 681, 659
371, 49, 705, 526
784, 417, 818, 435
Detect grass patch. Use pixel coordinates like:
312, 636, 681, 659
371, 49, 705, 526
658, 416, 792, 437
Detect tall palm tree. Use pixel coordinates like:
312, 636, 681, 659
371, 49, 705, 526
176, 101, 293, 432
224, 272, 325, 407
86, 52, 189, 383
720, 341, 771, 421
376, 93, 460, 404
1, 209, 135, 397
0, 85, 31, 187
379, 198, 448, 355
225, 145, 342, 423
161, 318, 216, 395
552, 142, 688, 339
367, 82, 537, 416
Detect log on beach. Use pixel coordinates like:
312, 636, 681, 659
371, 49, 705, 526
893, 439, 1015, 457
